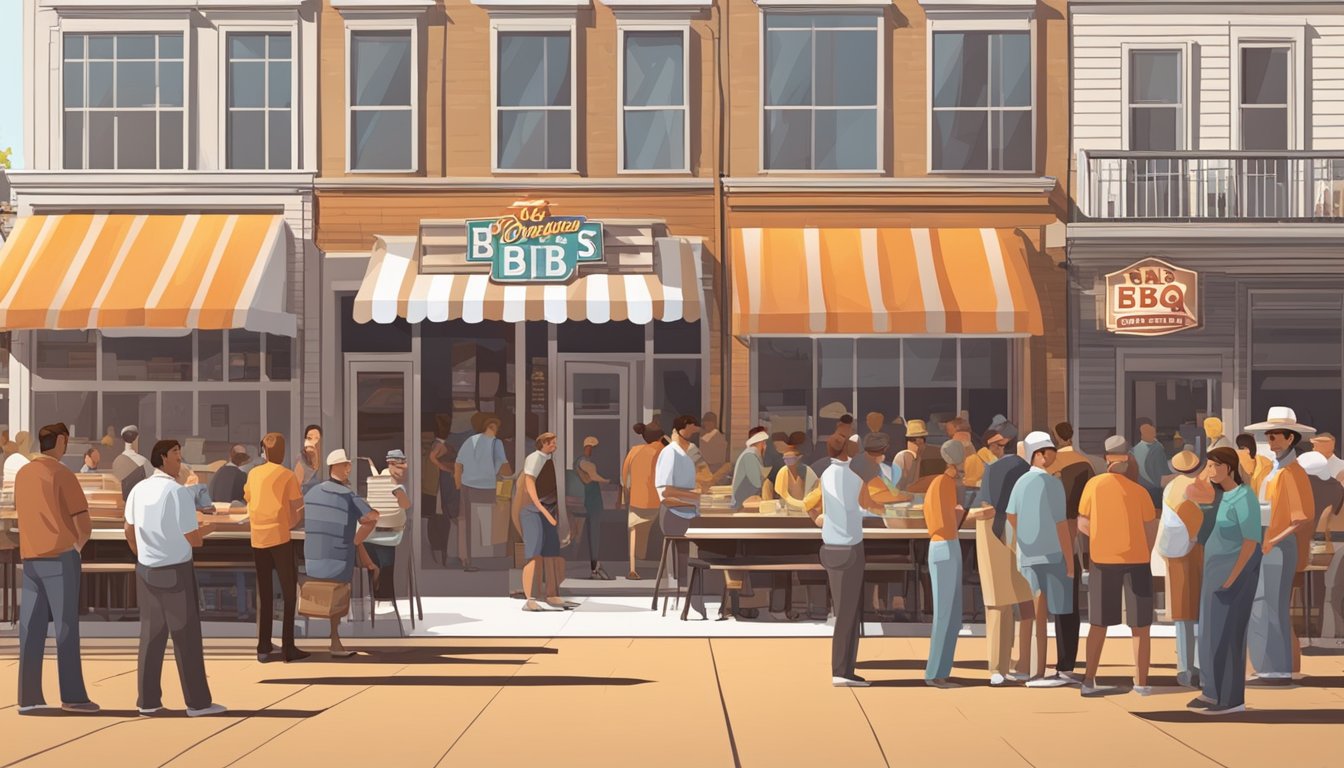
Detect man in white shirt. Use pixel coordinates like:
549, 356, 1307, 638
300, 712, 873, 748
804, 433, 870, 687
124, 440, 231, 717
655, 415, 703, 616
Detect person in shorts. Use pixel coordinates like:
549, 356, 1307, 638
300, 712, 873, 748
1005, 431, 1075, 687
1078, 436, 1158, 697
518, 433, 573, 612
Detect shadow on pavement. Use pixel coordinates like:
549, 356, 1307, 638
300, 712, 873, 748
21, 708, 324, 719
260, 675, 652, 687
1137, 709, 1344, 725
864, 677, 982, 688
325, 653, 527, 666
855, 660, 984, 671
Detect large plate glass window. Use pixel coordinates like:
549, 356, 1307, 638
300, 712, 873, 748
1240, 45, 1292, 217
62, 33, 185, 170
931, 30, 1031, 172
622, 29, 687, 171
227, 32, 293, 170
497, 30, 573, 171
349, 29, 414, 171
763, 13, 879, 171
1250, 292, 1342, 439
1127, 49, 1185, 217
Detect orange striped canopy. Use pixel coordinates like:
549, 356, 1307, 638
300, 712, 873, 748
730, 227, 1043, 336
0, 213, 295, 335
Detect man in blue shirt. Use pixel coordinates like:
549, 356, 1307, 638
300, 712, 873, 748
304, 449, 380, 657
1006, 431, 1075, 687
1133, 418, 1170, 506
454, 414, 511, 573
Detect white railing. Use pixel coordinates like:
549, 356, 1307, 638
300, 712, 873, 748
1077, 150, 1344, 221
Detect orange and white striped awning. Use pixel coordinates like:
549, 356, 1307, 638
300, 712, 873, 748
0, 213, 295, 335
353, 235, 703, 325
731, 227, 1043, 336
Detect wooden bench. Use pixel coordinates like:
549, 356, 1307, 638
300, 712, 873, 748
680, 555, 916, 621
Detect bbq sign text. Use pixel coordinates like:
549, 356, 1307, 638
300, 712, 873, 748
1104, 258, 1200, 336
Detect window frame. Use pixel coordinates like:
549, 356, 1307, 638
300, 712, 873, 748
220, 23, 300, 172
58, 21, 192, 171
1120, 43, 1193, 152
490, 17, 579, 174
344, 18, 420, 174
1232, 35, 1302, 151
617, 20, 692, 175
758, 9, 885, 175
925, 16, 1036, 175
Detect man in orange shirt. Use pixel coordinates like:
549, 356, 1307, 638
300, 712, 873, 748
1078, 436, 1158, 697
1244, 407, 1315, 686
244, 432, 308, 663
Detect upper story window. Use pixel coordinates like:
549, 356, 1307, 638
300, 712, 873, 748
227, 32, 293, 170
496, 30, 574, 172
1128, 50, 1184, 151
62, 33, 185, 170
930, 31, 1031, 172
621, 29, 688, 172
763, 14, 880, 171
1240, 46, 1290, 151
349, 29, 414, 172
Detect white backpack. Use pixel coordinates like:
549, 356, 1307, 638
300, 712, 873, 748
1156, 501, 1194, 559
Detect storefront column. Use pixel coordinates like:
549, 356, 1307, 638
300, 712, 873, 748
8, 332, 32, 434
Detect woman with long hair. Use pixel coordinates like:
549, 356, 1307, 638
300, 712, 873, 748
1192, 446, 1264, 715
620, 423, 664, 580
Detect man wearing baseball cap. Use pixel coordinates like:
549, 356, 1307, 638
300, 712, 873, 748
1005, 432, 1074, 687
1078, 436, 1158, 696
302, 449, 381, 657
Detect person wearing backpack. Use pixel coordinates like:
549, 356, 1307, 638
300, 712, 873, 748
1159, 450, 1210, 688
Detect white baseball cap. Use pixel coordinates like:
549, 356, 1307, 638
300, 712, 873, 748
1022, 431, 1056, 459
325, 449, 352, 467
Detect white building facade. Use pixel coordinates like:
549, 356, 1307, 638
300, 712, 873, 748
1068, 0, 1344, 451
2, 0, 320, 463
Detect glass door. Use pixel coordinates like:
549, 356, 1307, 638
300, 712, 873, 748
563, 362, 632, 513
1127, 374, 1221, 455
346, 359, 415, 498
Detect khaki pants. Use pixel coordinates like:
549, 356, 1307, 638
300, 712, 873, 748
985, 604, 1014, 676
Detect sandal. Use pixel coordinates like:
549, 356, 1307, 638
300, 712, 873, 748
627, 571, 643, 581
523, 600, 547, 612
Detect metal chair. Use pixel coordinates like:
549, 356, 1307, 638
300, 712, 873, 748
362, 519, 423, 635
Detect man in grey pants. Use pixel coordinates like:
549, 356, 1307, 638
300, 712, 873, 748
806, 434, 870, 687
125, 439, 231, 716
16, 422, 99, 714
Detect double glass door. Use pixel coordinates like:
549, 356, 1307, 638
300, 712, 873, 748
1127, 374, 1221, 455
345, 358, 414, 498
562, 361, 635, 508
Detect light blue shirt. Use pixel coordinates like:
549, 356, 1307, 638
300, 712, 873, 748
731, 449, 765, 507
1204, 483, 1263, 558
457, 433, 507, 490
1133, 440, 1169, 492
1005, 466, 1067, 566
655, 440, 699, 519
820, 459, 864, 547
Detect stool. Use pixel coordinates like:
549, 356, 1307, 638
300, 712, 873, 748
651, 535, 688, 615
680, 558, 712, 621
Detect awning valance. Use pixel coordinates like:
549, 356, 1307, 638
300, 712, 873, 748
0, 213, 295, 336
730, 227, 1044, 337
353, 236, 703, 325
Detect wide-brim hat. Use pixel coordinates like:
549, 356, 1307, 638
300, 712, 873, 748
325, 449, 352, 467
1244, 406, 1316, 436
819, 401, 850, 419
905, 419, 929, 438
1171, 449, 1200, 473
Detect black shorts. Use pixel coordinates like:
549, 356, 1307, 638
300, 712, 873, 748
1088, 563, 1154, 628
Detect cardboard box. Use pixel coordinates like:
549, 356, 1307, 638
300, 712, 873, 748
299, 579, 351, 618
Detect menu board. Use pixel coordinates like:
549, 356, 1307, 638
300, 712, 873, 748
530, 358, 547, 415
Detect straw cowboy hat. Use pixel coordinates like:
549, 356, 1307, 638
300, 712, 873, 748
1244, 406, 1317, 436
819, 401, 850, 420
905, 419, 929, 439
1171, 449, 1200, 474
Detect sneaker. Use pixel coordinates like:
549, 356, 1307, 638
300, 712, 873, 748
1006, 672, 1031, 683
61, 702, 101, 714
1246, 676, 1293, 688
925, 679, 962, 689
1132, 685, 1153, 697
374, 601, 397, 615
990, 673, 1007, 687
1187, 696, 1215, 710
17, 705, 51, 715
138, 706, 166, 715
1027, 676, 1071, 688
832, 676, 870, 687
187, 703, 229, 718
1081, 683, 1118, 697
1200, 704, 1246, 716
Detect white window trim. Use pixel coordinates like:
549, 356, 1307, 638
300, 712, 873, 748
1119, 42, 1193, 152
1230, 28, 1306, 151
218, 21, 300, 172
490, 17, 579, 174
344, 18, 420, 174
57, 18, 193, 172
925, 16, 1036, 175
616, 20, 692, 175
758, 9, 886, 175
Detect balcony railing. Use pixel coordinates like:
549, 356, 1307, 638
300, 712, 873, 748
1077, 150, 1344, 222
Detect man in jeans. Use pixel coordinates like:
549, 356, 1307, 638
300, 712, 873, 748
244, 432, 308, 663
125, 440, 230, 716
16, 422, 99, 714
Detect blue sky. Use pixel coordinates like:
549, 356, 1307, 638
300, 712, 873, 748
0, 0, 23, 168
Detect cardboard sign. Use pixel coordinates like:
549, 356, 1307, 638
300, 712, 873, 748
1104, 258, 1200, 336
466, 200, 603, 283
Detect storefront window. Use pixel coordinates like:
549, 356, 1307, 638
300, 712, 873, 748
1251, 293, 1343, 436
102, 335, 193, 381
266, 333, 292, 381
652, 358, 701, 427
229, 330, 262, 382
422, 320, 517, 460
199, 330, 224, 381
105, 391, 159, 451
654, 321, 700, 355
754, 337, 1011, 443
34, 392, 97, 446
34, 330, 97, 381
557, 320, 644, 353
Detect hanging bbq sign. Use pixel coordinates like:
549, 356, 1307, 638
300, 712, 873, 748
1104, 258, 1200, 336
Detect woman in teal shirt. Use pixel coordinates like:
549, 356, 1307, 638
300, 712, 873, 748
1193, 447, 1264, 715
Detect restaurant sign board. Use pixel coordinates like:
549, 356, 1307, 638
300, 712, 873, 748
1104, 258, 1200, 336
467, 200, 603, 283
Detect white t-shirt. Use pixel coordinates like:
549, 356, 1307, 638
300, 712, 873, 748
125, 470, 199, 567
3, 452, 30, 485
523, 450, 551, 478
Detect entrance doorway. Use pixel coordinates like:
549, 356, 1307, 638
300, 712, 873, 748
562, 361, 635, 492
345, 357, 415, 500
1126, 373, 1221, 455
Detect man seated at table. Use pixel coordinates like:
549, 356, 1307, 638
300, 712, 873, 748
303, 450, 380, 658
732, 427, 771, 507
209, 444, 250, 505
858, 433, 908, 511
